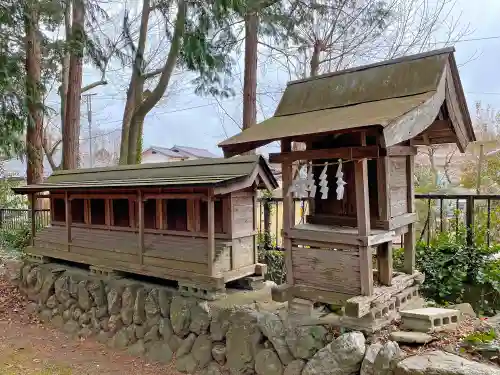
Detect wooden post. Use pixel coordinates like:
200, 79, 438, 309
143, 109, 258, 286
138, 190, 144, 265
105, 199, 111, 227
263, 198, 271, 249
30, 193, 36, 246
207, 191, 216, 276
359, 246, 373, 296
281, 139, 295, 286
65, 192, 71, 251
377, 241, 393, 286
355, 158, 370, 236
253, 194, 258, 264
404, 155, 416, 274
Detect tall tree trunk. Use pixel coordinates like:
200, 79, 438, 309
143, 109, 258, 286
119, 0, 150, 165
242, 12, 258, 133
60, 0, 71, 168
24, 2, 43, 199
62, 0, 84, 170
126, 0, 186, 164
310, 40, 322, 77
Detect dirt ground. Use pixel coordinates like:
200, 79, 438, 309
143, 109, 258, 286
0, 276, 182, 375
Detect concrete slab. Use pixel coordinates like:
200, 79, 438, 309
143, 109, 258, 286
400, 307, 460, 332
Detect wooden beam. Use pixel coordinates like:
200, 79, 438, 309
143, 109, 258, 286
381, 146, 418, 156
68, 193, 137, 200
138, 190, 144, 265
281, 139, 294, 286
377, 157, 390, 221
377, 242, 393, 286
404, 155, 416, 274
156, 199, 163, 230
355, 159, 370, 236
65, 191, 71, 251
207, 191, 216, 277
269, 145, 379, 163
105, 199, 111, 226
359, 246, 374, 296
143, 193, 207, 201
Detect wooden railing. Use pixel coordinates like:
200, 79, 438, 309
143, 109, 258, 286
0, 208, 50, 231
257, 194, 500, 250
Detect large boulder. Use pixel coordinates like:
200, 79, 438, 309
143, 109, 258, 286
54, 275, 70, 303
395, 351, 500, 375
302, 331, 366, 375
226, 309, 263, 375
257, 311, 294, 365
77, 281, 92, 311
210, 308, 233, 341
145, 289, 160, 320
147, 341, 173, 364
133, 288, 146, 325
191, 334, 213, 370
255, 349, 283, 375
189, 301, 211, 335
170, 296, 196, 337
285, 324, 327, 360
360, 343, 383, 375
88, 280, 106, 307
107, 286, 122, 315
283, 359, 305, 375
373, 341, 403, 375
158, 289, 171, 317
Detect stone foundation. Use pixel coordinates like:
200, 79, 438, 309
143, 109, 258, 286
13, 260, 494, 375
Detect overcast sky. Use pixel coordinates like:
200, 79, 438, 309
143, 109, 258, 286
69, 0, 500, 157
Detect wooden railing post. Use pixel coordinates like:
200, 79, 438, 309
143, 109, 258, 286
30, 194, 36, 246
65, 192, 71, 251
138, 190, 144, 265
207, 190, 215, 277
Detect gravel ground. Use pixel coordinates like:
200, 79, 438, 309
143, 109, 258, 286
0, 274, 183, 375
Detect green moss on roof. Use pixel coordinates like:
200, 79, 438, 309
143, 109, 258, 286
13, 155, 277, 192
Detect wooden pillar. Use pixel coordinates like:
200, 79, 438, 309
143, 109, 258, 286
377, 241, 393, 286
355, 156, 372, 295
105, 199, 111, 227
207, 191, 216, 276
404, 155, 416, 274
138, 190, 144, 265
281, 139, 294, 285
65, 192, 71, 252
30, 193, 36, 246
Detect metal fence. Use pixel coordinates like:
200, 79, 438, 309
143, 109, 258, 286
257, 194, 500, 250
415, 194, 500, 248
0, 208, 51, 231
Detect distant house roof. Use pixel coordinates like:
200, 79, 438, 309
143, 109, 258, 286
145, 145, 219, 159
13, 155, 277, 194
219, 47, 475, 155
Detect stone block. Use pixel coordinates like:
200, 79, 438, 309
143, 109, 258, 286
400, 308, 460, 332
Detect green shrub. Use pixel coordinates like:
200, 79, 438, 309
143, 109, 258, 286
396, 226, 500, 315
0, 222, 33, 253
259, 249, 285, 285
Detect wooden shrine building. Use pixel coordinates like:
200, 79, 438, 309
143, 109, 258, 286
13, 155, 277, 298
219, 48, 475, 315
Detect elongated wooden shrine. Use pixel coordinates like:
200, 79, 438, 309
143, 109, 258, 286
13, 155, 277, 299
219, 47, 475, 323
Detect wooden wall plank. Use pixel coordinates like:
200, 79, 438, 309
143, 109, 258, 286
207, 193, 215, 276
291, 246, 361, 295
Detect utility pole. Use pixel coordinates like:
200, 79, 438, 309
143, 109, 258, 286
82, 93, 96, 168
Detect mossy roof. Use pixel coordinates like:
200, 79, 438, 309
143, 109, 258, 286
219, 47, 475, 154
13, 155, 277, 193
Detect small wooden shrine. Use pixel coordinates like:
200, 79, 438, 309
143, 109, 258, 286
219, 48, 475, 320
13, 155, 277, 298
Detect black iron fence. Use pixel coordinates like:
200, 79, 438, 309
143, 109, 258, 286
0, 208, 50, 231
257, 193, 500, 250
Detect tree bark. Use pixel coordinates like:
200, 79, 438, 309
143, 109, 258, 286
310, 40, 322, 77
62, 0, 84, 170
126, 0, 186, 164
24, 2, 43, 197
242, 11, 258, 132
60, 0, 71, 167
119, 0, 150, 165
